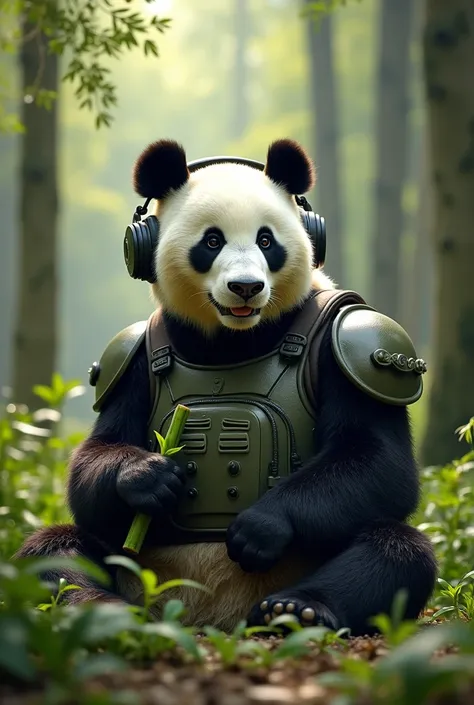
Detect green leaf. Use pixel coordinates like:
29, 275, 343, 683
32, 385, 56, 404
165, 446, 184, 456
73, 652, 127, 680
154, 431, 166, 454
105, 554, 142, 580
74, 604, 139, 644
274, 626, 331, 659
162, 599, 186, 622
144, 39, 159, 57
140, 568, 158, 595
151, 578, 212, 600
431, 606, 456, 620
0, 617, 37, 681
142, 622, 203, 661
20, 555, 110, 587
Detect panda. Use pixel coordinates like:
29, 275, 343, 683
16, 137, 437, 637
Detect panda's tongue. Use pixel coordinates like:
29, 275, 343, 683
230, 306, 253, 317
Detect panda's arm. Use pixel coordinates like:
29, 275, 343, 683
274, 323, 420, 545
67, 341, 150, 547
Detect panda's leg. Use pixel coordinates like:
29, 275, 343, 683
247, 520, 437, 636
14, 525, 126, 606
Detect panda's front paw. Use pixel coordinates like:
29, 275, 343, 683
116, 453, 186, 515
226, 506, 293, 573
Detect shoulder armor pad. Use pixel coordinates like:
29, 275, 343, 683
89, 321, 147, 412
331, 305, 427, 406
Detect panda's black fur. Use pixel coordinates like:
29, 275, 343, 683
15, 139, 437, 636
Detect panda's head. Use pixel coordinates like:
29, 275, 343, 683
132, 138, 333, 333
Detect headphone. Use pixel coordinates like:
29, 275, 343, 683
123, 156, 326, 283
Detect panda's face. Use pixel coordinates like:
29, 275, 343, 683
153, 165, 314, 332
132, 138, 332, 334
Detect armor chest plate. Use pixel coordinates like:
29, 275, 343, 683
146, 347, 317, 538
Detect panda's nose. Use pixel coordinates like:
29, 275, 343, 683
228, 280, 265, 301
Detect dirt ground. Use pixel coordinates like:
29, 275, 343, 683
2, 631, 473, 705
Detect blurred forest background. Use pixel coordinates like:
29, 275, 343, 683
0, 0, 473, 467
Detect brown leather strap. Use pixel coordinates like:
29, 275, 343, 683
293, 289, 367, 412
145, 307, 172, 409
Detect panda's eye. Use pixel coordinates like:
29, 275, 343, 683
204, 228, 224, 249
257, 228, 273, 249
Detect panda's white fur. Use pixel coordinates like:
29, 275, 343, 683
149, 162, 334, 333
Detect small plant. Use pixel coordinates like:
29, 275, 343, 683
0, 375, 86, 560
432, 570, 474, 622
369, 589, 419, 647
317, 620, 474, 705
416, 417, 474, 584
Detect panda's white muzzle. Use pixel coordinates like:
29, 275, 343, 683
207, 255, 271, 326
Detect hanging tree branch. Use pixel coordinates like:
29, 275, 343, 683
0, 0, 172, 130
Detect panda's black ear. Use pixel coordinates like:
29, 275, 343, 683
264, 139, 315, 194
133, 139, 189, 199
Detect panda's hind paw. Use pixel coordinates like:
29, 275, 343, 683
247, 596, 339, 633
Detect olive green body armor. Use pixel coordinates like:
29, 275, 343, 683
90, 289, 427, 542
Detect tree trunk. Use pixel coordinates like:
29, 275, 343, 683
0, 139, 17, 397
232, 0, 248, 139
403, 133, 435, 355
306, 4, 344, 286
420, 0, 474, 466
371, 0, 414, 320
12, 15, 59, 409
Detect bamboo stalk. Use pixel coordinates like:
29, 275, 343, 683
122, 404, 190, 554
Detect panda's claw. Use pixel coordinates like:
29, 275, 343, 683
301, 607, 316, 622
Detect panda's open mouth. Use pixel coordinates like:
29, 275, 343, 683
208, 295, 261, 318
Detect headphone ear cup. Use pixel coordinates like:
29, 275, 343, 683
123, 215, 159, 282
300, 209, 326, 269
313, 213, 326, 269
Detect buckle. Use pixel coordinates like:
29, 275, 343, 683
151, 345, 173, 376
279, 333, 307, 362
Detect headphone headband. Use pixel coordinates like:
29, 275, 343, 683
187, 156, 265, 173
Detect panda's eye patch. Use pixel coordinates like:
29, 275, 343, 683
257, 227, 273, 249
204, 228, 224, 249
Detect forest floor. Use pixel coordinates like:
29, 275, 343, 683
2, 623, 473, 705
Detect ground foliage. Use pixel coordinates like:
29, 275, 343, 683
1, 376, 474, 704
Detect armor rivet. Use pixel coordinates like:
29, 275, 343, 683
88, 361, 100, 387
227, 486, 239, 499
186, 461, 198, 475
228, 461, 240, 476
188, 488, 198, 499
